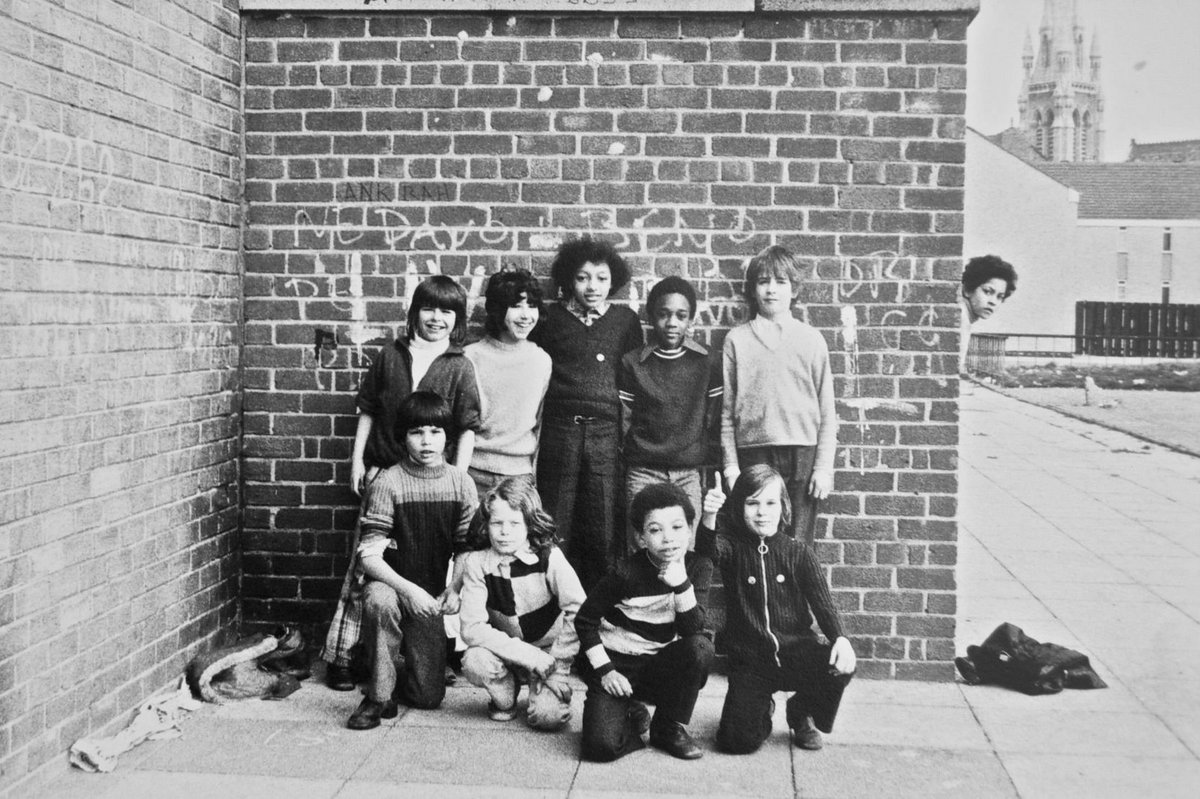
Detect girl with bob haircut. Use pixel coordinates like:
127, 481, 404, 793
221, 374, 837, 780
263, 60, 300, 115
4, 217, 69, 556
321, 274, 481, 691
458, 477, 585, 728
465, 269, 553, 499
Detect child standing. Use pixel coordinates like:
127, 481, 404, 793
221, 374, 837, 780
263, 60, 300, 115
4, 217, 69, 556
721, 245, 836, 545
322, 275, 481, 691
698, 465, 855, 754
575, 483, 714, 762
464, 270, 552, 499
618, 275, 722, 549
530, 237, 643, 591
346, 391, 479, 730
458, 477, 585, 730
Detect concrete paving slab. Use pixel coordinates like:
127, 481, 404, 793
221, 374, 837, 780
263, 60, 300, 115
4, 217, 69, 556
341, 782, 565, 799
1001, 754, 1200, 799
958, 680, 1144, 714
831, 702, 991, 751
971, 706, 1192, 758
847, 679, 966, 708
42, 770, 345, 799
794, 746, 1017, 799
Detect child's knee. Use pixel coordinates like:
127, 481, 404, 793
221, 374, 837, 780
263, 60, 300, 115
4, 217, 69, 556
460, 646, 507, 685
681, 634, 715, 669
717, 722, 768, 755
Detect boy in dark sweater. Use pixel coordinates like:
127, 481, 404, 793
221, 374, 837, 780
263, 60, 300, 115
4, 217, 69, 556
698, 464, 855, 754
575, 483, 714, 762
618, 275, 722, 550
346, 391, 478, 730
530, 237, 643, 591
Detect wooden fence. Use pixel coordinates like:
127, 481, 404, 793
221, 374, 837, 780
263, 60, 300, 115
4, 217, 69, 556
1075, 302, 1200, 358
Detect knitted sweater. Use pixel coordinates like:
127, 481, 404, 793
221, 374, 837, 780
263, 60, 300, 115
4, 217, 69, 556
529, 303, 643, 422
356, 338, 481, 470
696, 521, 843, 669
458, 546, 585, 671
575, 551, 711, 663
464, 336, 552, 475
358, 458, 478, 596
720, 316, 837, 476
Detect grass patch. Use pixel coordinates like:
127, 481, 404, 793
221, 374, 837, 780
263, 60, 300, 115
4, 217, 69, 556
995, 362, 1200, 391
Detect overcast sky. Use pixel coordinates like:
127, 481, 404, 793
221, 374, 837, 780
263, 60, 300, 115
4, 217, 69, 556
967, 0, 1200, 161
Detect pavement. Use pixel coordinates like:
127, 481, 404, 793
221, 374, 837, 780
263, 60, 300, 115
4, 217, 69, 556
35, 385, 1200, 798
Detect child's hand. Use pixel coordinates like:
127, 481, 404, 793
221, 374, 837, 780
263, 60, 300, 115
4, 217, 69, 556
530, 650, 557, 679
540, 673, 573, 703
351, 458, 367, 497
701, 485, 726, 530
657, 559, 688, 589
829, 636, 856, 676
600, 669, 633, 698
437, 587, 461, 616
400, 587, 442, 620
809, 471, 833, 501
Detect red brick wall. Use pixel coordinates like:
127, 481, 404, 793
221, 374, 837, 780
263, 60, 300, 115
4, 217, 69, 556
242, 9, 967, 680
0, 1, 242, 792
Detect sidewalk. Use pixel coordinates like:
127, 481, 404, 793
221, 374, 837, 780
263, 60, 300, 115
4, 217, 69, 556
38, 385, 1200, 798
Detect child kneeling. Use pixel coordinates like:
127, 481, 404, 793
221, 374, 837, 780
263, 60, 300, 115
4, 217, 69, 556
699, 465, 856, 753
458, 477, 586, 730
575, 483, 714, 761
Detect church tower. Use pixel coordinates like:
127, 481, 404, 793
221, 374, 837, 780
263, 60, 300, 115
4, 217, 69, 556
1018, 0, 1105, 161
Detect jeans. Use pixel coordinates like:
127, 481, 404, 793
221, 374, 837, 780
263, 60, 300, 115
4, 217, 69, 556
361, 580, 447, 709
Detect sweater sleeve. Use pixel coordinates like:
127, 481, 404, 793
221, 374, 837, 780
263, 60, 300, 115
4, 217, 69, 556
458, 553, 548, 669
811, 335, 838, 477
545, 547, 586, 665
451, 356, 482, 434
452, 474, 479, 554
355, 344, 389, 417
621, 308, 644, 360
694, 522, 729, 570
575, 567, 624, 670
720, 333, 739, 469
798, 544, 844, 641
674, 554, 712, 637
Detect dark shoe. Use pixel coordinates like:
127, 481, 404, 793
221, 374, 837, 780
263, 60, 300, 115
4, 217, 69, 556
347, 696, 398, 730
326, 663, 356, 692
791, 715, 824, 751
627, 700, 651, 736
649, 721, 703, 760
444, 665, 458, 686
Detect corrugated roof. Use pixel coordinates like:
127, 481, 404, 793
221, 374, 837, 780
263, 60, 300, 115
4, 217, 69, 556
1034, 163, 1200, 219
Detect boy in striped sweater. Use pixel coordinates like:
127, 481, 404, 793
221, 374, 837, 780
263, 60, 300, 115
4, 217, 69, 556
575, 483, 714, 762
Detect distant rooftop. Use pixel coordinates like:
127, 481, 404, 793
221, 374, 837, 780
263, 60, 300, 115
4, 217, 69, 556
1127, 138, 1200, 164
1034, 163, 1200, 220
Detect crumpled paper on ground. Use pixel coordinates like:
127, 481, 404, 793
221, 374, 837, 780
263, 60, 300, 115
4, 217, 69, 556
68, 677, 201, 773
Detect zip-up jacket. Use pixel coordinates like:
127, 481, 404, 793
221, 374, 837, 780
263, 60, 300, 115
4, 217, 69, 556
696, 522, 842, 668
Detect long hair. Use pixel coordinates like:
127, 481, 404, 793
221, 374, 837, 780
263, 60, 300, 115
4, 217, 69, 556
719, 464, 791, 538
482, 269, 545, 339
406, 275, 469, 345
469, 477, 559, 555
743, 245, 802, 318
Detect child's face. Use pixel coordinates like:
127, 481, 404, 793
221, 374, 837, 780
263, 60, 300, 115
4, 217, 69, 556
637, 505, 690, 567
416, 306, 456, 342
501, 294, 539, 343
754, 273, 794, 320
571, 261, 612, 310
963, 277, 1009, 323
651, 292, 692, 349
403, 424, 446, 467
486, 498, 530, 556
743, 479, 784, 538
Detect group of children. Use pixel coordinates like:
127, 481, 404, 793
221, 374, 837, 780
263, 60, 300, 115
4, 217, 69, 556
320, 237, 855, 760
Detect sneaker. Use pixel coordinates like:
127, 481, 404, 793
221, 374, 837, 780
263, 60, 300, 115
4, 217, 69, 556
791, 715, 824, 751
488, 701, 518, 722
627, 700, 651, 736
347, 697, 398, 730
649, 721, 704, 760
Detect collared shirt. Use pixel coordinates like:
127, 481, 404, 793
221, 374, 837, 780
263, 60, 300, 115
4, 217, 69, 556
565, 297, 609, 327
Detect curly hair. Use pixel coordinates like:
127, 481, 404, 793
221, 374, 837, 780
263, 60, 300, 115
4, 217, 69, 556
469, 477, 560, 555
645, 275, 697, 321
962, 255, 1017, 298
406, 275, 469, 346
719, 464, 791, 538
482, 269, 545, 339
629, 482, 696, 533
743, 245, 803, 317
549, 236, 631, 300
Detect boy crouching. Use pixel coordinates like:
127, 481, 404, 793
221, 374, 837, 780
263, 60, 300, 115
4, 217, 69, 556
575, 483, 714, 761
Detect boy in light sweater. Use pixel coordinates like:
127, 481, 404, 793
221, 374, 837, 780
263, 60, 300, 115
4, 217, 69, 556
721, 245, 837, 545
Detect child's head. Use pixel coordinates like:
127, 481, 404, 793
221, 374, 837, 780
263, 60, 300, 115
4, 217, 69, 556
472, 477, 559, 556
726, 465, 790, 539
645, 276, 697, 350
406, 275, 468, 346
483, 269, 545, 343
743, 245, 802, 320
396, 390, 452, 468
961, 255, 1017, 323
630, 482, 694, 566
550, 236, 631, 310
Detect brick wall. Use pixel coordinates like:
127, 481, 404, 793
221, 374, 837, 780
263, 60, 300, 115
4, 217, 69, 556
0, 0, 242, 792
242, 5, 970, 680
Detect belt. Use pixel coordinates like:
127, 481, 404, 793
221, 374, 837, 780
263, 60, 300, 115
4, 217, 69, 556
549, 415, 611, 425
